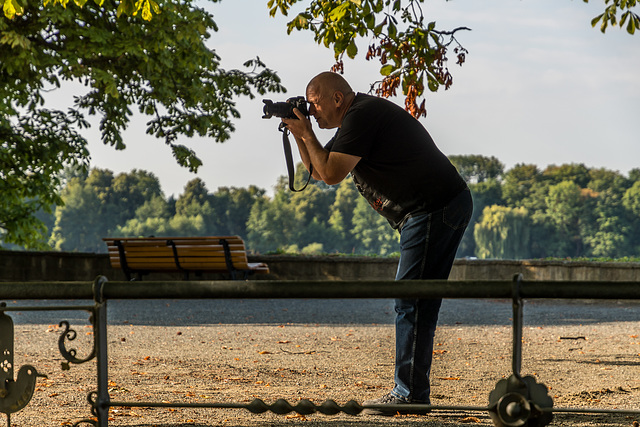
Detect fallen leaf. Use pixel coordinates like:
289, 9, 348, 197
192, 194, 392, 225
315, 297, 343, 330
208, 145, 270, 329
460, 416, 481, 423
285, 414, 307, 420
258, 351, 272, 354
438, 377, 461, 380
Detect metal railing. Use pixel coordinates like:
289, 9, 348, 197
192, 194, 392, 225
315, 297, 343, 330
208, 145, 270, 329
0, 275, 639, 427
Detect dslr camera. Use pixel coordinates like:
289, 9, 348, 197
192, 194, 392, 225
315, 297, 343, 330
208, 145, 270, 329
262, 96, 309, 119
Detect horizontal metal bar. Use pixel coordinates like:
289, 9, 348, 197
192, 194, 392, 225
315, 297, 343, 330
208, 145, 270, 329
109, 400, 246, 409
109, 400, 640, 416
109, 399, 489, 413
0, 305, 96, 312
0, 279, 639, 300
546, 406, 640, 415
0, 282, 96, 300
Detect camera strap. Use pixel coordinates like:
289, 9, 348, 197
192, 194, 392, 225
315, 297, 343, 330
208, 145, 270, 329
281, 127, 312, 192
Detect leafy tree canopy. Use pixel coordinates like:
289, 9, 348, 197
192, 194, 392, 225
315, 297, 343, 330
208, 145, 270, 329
1, 0, 284, 247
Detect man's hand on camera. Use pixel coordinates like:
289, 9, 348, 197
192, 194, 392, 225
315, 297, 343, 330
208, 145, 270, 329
281, 108, 313, 141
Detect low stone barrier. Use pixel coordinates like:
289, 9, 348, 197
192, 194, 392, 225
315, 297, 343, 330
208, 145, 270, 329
1, 250, 640, 282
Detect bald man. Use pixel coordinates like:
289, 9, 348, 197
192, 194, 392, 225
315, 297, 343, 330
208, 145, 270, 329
283, 72, 473, 415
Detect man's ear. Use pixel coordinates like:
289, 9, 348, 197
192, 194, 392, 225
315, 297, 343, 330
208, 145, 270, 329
333, 91, 344, 106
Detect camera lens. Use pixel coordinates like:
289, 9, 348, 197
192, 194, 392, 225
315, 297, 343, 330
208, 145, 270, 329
262, 100, 296, 119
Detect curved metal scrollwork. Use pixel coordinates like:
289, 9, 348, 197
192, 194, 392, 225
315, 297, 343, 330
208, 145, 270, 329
71, 391, 99, 426
58, 317, 97, 370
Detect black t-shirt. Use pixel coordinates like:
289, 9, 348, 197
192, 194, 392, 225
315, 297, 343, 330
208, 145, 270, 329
325, 93, 467, 229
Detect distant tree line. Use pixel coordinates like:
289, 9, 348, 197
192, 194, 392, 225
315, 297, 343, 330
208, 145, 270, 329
451, 155, 640, 260
29, 155, 640, 259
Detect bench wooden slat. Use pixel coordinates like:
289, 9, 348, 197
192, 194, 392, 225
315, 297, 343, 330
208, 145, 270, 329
102, 236, 268, 280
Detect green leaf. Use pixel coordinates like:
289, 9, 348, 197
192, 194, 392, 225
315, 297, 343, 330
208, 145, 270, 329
328, 2, 349, 21
627, 15, 637, 34
291, 13, 309, 30
373, 21, 385, 36
620, 10, 629, 27
364, 12, 375, 29
149, 0, 160, 14
388, 21, 397, 38
591, 13, 604, 28
267, 0, 277, 17
427, 75, 438, 92
346, 39, 358, 58
380, 64, 394, 76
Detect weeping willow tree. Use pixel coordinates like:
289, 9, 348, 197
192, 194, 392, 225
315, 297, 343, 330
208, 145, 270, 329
474, 205, 531, 260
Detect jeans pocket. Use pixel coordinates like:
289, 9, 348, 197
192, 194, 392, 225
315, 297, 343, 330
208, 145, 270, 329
443, 189, 473, 230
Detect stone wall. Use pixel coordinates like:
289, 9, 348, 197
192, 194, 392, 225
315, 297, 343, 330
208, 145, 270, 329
1, 250, 639, 282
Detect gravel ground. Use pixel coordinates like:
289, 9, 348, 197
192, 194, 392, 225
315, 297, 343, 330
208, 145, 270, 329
5, 298, 640, 427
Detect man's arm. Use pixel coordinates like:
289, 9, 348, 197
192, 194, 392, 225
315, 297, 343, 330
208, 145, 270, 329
289, 132, 322, 181
283, 110, 360, 185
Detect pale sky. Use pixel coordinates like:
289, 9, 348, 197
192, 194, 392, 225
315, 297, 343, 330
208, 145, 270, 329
80, 0, 640, 197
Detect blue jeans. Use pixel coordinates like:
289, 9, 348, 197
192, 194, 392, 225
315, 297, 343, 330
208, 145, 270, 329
391, 188, 473, 403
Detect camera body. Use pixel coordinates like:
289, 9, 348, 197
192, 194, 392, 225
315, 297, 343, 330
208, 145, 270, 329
262, 96, 309, 119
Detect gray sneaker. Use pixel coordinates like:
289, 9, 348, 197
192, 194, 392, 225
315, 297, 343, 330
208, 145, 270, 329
362, 392, 431, 416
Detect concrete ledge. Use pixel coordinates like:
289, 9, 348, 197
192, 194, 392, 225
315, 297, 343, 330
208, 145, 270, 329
450, 258, 640, 282
1, 251, 639, 282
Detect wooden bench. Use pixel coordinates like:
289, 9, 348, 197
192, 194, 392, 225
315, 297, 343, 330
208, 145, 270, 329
102, 236, 269, 281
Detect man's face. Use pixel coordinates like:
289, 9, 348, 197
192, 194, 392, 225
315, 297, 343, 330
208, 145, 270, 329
306, 87, 339, 129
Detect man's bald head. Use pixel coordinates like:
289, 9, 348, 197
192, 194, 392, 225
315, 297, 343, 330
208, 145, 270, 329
305, 72, 356, 129
307, 72, 353, 98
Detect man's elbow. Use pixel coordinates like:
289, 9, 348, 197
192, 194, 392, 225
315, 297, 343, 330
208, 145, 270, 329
320, 171, 347, 185
323, 177, 343, 186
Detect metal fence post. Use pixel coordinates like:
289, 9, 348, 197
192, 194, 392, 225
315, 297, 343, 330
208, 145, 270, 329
93, 277, 110, 427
